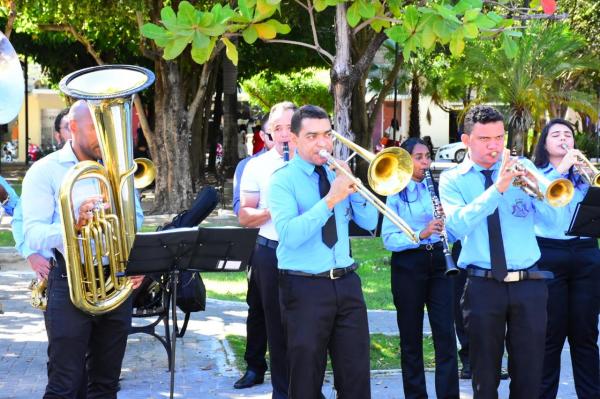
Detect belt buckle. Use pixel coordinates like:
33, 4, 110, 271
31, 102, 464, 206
329, 268, 340, 280
503, 272, 520, 283
426, 243, 433, 251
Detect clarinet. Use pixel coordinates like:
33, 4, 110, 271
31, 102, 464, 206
283, 142, 289, 161
424, 170, 459, 276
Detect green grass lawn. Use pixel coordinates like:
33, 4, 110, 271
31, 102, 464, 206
226, 333, 435, 372
200, 237, 394, 309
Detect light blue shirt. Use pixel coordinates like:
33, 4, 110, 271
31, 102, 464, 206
233, 147, 267, 215
21, 141, 144, 260
439, 156, 557, 270
534, 164, 588, 240
382, 179, 452, 252
268, 154, 377, 274
12, 200, 35, 258
0, 175, 18, 216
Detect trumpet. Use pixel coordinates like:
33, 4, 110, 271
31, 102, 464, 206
320, 130, 418, 243
423, 170, 459, 276
561, 144, 600, 186
501, 149, 574, 207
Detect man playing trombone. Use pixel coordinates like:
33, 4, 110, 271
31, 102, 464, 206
439, 105, 563, 398
269, 105, 377, 399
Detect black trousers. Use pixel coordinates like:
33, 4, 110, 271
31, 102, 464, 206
537, 237, 600, 399
462, 274, 548, 399
244, 261, 268, 374
43, 263, 132, 399
451, 242, 469, 368
251, 243, 288, 399
391, 248, 459, 399
279, 271, 371, 399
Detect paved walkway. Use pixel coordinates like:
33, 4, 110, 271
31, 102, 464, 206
0, 247, 586, 399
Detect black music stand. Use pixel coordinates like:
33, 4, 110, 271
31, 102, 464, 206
567, 186, 600, 238
126, 226, 258, 399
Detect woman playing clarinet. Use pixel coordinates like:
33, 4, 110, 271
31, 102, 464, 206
382, 137, 459, 399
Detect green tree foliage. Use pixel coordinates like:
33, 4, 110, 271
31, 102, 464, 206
241, 68, 333, 112
461, 22, 598, 154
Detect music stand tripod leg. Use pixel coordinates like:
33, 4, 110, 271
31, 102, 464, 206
169, 270, 179, 399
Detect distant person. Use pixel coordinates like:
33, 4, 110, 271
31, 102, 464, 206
53, 108, 71, 150
231, 113, 272, 390
252, 124, 265, 155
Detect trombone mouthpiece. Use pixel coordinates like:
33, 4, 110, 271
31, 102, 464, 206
491, 151, 498, 157
318, 149, 330, 159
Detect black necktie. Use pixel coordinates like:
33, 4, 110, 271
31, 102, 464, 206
481, 170, 508, 281
315, 165, 338, 248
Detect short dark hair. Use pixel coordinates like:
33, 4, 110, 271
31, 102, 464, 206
54, 108, 70, 132
533, 118, 576, 168
463, 105, 504, 135
291, 105, 330, 135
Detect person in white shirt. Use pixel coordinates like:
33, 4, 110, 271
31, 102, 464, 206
238, 101, 297, 399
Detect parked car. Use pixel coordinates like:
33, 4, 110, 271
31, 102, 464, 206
435, 141, 467, 163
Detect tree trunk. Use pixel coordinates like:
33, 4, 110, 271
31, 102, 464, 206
331, 4, 354, 160
222, 54, 238, 177
151, 60, 195, 213
408, 71, 420, 138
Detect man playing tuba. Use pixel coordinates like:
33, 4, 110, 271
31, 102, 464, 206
21, 100, 144, 398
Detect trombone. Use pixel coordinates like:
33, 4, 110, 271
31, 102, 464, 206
319, 131, 419, 243
561, 144, 600, 186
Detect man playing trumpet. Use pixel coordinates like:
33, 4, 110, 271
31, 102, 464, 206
439, 105, 561, 398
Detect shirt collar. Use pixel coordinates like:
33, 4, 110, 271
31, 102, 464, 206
268, 146, 283, 160
407, 179, 424, 193
57, 141, 80, 165
292, 153, 321, 177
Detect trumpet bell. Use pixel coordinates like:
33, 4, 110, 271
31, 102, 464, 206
369, 147, 414, 196
545, 178, 574, 208
134, 157, 156, 189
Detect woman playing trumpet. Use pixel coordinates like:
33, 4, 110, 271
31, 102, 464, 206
532, 119, 600, 399
382, 138, 459, 399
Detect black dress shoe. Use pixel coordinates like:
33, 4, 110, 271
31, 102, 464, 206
233, 370, 265, 389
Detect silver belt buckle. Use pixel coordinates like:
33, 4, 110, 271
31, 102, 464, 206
503, 271, 520, 283
329, 268, 340, 280
425, 243, 434, 251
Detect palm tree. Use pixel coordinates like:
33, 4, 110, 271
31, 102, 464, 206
462, 22, 598, 155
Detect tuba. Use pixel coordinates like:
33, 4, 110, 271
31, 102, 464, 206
57, 65, 155, 315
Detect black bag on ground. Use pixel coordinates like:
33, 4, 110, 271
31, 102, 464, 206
158, 186, 219, 313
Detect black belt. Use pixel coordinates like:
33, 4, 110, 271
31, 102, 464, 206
467, 267, 553, 282
256, 235, 278, 249
279, 263, 358, 280
414, 242, 443, 251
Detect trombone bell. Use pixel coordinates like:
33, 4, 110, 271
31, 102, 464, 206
134, 157, 156, 189
331, 130, 414, 196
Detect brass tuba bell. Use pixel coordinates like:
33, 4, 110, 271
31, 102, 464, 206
58, 65, 155, 315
